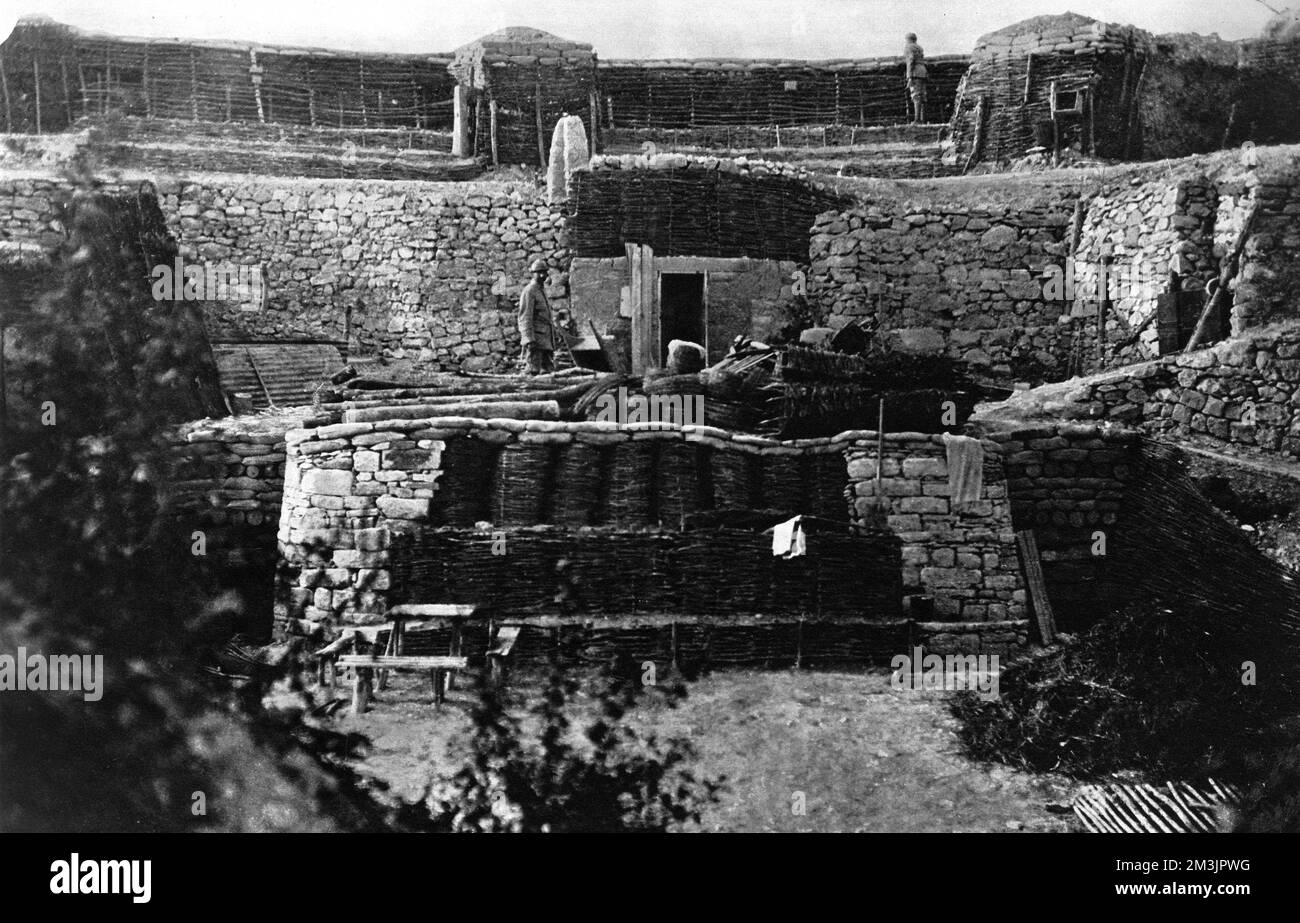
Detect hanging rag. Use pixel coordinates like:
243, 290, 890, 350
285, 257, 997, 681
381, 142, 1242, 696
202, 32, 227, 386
546, 115, 591, 205
771, 515, 807, 559
942, 433, 984, 507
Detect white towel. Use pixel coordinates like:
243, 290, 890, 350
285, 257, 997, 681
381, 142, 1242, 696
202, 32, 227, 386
546, 115, 591, 205
942, 432, 984, 506
771, 516, 806, 559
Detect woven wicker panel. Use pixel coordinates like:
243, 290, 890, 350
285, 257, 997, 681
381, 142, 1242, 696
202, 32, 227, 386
566, 531, 677, 614
809, 452, 851, 522
669, 529, 772, 615
711, 449, 758, 510
605, 442, 655, 527
550, 442, 609, 527
760, 454, 811, 517
654, 442, 701, 528
492, 444, 558, 527
430, 437, 500, 527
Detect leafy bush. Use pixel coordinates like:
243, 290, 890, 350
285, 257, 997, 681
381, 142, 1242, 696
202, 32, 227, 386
949, 602, 1300, 783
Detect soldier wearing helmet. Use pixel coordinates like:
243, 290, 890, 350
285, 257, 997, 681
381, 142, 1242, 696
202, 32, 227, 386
518, 258, 557, 374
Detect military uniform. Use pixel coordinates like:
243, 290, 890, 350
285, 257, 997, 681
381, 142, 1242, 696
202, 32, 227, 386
518, 276, 556, 374
904, 38, 928, 123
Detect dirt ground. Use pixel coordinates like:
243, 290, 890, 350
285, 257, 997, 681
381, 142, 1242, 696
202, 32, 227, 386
328, 667, 1079, 833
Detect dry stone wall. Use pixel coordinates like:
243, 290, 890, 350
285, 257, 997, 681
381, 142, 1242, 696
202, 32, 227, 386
984, 322, 1300, 460
844, 433, 1027, 623
276, 418, 1028, 655
156, 176, 566, 369
808, 194, 1082, 379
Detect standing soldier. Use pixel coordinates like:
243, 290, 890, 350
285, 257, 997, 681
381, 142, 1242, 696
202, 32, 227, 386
903, 33, 928, 124
518, 259, 556, 375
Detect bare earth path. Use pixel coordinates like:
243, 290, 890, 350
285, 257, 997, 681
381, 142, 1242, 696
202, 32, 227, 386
336, 668, 1078, 833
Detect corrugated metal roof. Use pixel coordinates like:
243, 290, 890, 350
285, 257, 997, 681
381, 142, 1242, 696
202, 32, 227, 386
212, 342, 345, 409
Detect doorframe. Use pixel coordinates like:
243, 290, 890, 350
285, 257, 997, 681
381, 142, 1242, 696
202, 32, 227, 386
656, 270, 709, 367
626, 249, 755, 374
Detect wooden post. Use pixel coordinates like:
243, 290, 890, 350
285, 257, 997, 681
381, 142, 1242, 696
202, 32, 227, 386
32, 58, 41, 133
308, 87, 316, 128
0, 53, 11, 133
451, 84, 470, 157
77, 62, 87, 119
588, 89, 600, 152
250, 51, 264, 123
488, 96, 500, 166
1015, 530, 1057, 644
1097, 252, 1112, 363
472, 93, 482, 156
142, 47, 151, 118
535, 82, 547, 167
1023, 53, 1034, 104
60, 58, 72, 127
352, 667, 373, 713
191, 50, 201, 121
104, 52, 111, 116
225, 85, 232, 122
358, 60, 367, 128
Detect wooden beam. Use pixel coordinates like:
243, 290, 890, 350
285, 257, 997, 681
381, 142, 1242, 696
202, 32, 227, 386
1185, 203, 1258, 351
387, 603, 477, 618
32, 58, 41, 133
0, 53, 11, 133
337, 655, 469, 670
1015, 530, 1057, 644
451, 84, 470, 157
535, 81, 547, 167
489, 96, 500, 166
60, 57, 72, 127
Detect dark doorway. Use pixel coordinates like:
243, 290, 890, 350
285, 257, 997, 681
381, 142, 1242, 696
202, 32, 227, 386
659, 273, 706, 365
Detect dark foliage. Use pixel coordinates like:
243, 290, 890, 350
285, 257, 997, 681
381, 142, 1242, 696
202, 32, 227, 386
948, 602, 1300, 783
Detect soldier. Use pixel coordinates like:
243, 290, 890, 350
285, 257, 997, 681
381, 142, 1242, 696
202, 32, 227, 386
518, 259, 556, 375
903, 32, 928, 124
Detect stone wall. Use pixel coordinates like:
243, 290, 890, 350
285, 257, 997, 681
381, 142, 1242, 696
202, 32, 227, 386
980, 421, 1136, 630
981, 322, 1300, 460
844, 433, 1027, 622
157, 176, 566, 369
807, 193, 1083, 379
276, 419, 1028, 647
0, 171, 568, 370
1073, 174, 1218, 359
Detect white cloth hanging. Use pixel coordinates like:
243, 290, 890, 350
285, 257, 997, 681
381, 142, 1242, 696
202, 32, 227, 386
546, 115, 591, 205
771, 516, 807, 559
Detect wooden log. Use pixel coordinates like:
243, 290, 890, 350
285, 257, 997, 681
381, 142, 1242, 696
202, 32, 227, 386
1015, 529, 1057, 644
337, 655, 469, 669
342, 398, 561, 424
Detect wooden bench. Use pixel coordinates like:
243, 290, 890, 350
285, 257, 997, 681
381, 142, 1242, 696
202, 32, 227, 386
337, 654, 469, 711
317, 604, 482, 713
